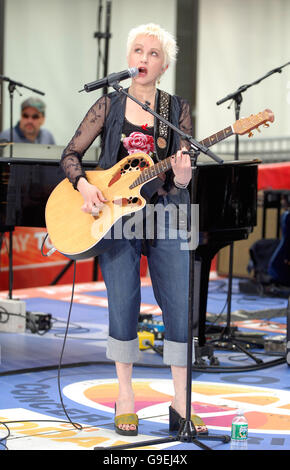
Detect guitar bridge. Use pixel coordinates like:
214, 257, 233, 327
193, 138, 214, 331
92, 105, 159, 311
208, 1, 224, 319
113, 197, 142, 207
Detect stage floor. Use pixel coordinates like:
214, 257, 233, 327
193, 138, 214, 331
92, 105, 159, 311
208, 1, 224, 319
0, 276, 289, 452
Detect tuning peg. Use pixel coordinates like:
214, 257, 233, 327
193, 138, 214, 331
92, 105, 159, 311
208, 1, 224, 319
257, 127, 261, 133
248, 131, 254, 138
263, 122, 269, 128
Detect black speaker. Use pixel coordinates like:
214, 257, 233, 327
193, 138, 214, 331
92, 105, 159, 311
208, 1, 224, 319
287, 296, 290, 366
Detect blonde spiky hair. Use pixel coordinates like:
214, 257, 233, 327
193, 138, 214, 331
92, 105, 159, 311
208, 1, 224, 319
127, 23, 178, 68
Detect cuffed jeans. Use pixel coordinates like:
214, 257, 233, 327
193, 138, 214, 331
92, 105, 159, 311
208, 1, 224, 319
99, 194, 195, 367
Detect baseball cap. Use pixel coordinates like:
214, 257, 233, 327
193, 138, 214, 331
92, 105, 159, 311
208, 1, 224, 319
21, 97, 46, 115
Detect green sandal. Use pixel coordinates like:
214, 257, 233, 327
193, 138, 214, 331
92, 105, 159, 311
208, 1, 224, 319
191, 413, 208, 435
114, 404, 139, 436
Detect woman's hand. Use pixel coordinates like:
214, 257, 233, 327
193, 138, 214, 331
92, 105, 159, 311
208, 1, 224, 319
77, 177, 107, 214
171, 147, 192, 186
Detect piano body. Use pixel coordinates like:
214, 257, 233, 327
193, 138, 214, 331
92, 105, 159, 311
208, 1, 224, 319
194, 159, 258, 347
0, 157, 258, 346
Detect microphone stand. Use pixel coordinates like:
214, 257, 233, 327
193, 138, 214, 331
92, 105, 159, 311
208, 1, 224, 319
0, 75, 44, 299
93, 82, 230, 450
94, 1, 112, 95
214, 61, 290, 363
215, 91, 264, 363
92, 1, 112, 282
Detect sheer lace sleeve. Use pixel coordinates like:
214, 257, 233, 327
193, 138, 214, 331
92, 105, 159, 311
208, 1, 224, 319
60, 95, 110, 189
179, 98, 193, 150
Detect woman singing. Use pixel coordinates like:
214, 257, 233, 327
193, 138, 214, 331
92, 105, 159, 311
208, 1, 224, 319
61, 23, 207, 437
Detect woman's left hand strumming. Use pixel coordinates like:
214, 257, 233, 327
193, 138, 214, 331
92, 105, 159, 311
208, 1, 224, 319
171, 147, 192, 188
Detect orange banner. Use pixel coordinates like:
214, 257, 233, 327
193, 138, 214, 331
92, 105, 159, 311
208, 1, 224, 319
0, 227, 96, 289
0, 227, 148, 290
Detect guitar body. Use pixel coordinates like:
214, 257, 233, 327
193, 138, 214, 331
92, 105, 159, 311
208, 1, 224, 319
45, 152, 154, 260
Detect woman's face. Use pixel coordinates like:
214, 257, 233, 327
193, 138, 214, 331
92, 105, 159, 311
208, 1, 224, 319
127, 34, 167, 86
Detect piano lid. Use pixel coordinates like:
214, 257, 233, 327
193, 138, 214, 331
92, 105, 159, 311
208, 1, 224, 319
0, 142, 99, 161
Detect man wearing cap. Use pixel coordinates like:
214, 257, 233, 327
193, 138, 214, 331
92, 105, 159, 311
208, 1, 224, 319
0, 97, 56, 144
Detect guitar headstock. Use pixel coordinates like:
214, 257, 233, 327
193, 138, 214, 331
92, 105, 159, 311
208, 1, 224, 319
233, 109, 274, 137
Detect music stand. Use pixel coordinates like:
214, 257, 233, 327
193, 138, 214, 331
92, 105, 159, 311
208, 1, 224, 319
88, 83, 230, 450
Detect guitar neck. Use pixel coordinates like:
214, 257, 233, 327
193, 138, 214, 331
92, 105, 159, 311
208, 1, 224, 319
200, 125, 233, 148
130, 125, 234, 188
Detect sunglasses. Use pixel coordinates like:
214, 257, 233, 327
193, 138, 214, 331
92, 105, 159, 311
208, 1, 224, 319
22, 113, 41, 120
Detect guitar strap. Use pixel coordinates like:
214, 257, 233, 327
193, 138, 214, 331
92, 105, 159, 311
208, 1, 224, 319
140, 90, 172, 205
154, 89, 172, 161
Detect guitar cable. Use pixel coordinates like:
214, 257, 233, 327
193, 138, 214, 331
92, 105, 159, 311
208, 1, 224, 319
55, 258, 83, 431
40, 234, 82, 429
40, 233, 56, 258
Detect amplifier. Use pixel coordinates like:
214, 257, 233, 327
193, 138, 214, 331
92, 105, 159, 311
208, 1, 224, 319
0, 299, 26, 333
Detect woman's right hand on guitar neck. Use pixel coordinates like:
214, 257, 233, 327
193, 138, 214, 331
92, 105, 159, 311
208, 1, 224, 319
77, 177, 107, 214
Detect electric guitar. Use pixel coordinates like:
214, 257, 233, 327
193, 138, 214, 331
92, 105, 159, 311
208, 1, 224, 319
45, 109, 274, 260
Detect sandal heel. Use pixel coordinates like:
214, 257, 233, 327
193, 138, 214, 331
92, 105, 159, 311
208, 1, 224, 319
169, 406, 184, 432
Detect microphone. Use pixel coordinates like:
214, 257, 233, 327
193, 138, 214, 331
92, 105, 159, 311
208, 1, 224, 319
79, 67, 139, 93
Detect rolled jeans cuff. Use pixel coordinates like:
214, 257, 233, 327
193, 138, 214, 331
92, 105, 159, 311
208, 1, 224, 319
163, 339, 195, 367
106, 335, 140, 364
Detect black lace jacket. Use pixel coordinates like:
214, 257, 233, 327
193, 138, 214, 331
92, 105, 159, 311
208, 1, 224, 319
60, 90, 192, 190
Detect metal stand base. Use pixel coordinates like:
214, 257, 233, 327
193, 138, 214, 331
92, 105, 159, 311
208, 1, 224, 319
94, 420, 230, 451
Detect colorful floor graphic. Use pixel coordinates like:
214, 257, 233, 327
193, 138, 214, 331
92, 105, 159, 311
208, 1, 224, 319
0, 278, 289, 451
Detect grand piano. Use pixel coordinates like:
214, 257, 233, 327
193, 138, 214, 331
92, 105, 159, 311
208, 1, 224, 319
0, 156, 258, 347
